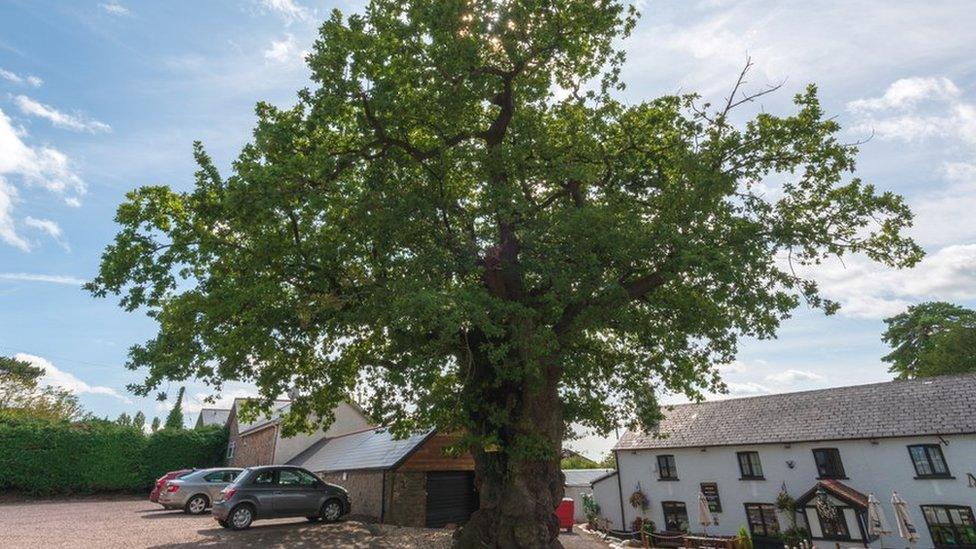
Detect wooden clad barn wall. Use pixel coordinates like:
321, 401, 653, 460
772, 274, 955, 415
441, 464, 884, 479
397, 433, 475, 471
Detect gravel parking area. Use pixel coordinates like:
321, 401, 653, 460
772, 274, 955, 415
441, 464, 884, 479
0, 497, 607, 548
0, 496, 450, 548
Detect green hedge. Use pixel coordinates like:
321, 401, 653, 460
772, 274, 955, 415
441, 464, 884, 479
0, 413, 227, 494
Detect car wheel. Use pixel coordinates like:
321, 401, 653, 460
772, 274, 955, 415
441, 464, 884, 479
217, 519, 229, 529
320, 499, 343, 523
229, 504, 254, 530
184, 494, 209, 515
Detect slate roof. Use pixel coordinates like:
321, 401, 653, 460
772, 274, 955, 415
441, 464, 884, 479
615, 373, 976, 450
287, 427, 434, 473
589, 470, 618, 486
563, 468, 616, 487
195, 408, 231, 428
233, 399, 292, 435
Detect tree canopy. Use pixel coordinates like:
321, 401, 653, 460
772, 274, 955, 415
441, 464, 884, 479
88, 0, 921, 544
882, 301, 976, 379
0, 355, 85, 422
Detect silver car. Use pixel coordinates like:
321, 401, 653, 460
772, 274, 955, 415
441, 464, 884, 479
157, 468, 243, 514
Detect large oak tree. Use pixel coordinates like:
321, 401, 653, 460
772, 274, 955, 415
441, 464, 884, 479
89, 1, 922, 546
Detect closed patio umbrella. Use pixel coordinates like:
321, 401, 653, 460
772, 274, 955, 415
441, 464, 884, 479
867, 493, 892, 547
891, 491, 919, 546
698, 491, 712, 533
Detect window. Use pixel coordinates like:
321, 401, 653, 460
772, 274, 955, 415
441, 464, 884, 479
909, 445, 951, 478
657, 455, 678, 480
662, 501, 689, 532
700, 482, 722, 513
817, 507, 851, 540
813, 448, 846, 479
205, 471, 228, 483
252, 470, 276, 485
278, 469, 318, 487
226, 441, 236, 459
204, 470, 239, 483
922, 505, 976, 548
744, 503, 780, 538
737, 451, 764, 479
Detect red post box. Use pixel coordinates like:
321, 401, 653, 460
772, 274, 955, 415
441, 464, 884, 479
555, 497, 575, 532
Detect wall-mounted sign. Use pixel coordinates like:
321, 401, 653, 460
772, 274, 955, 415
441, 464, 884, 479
701, 482, 722, 513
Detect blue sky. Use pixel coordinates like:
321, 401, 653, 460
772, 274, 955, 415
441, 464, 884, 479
1, 0, 975, 458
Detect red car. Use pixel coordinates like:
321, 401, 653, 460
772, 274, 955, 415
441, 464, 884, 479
149, 469, 194, 505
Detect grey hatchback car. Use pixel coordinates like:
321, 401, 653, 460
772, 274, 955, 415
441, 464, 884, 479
211, 465, 350, 530
157, 468, 243, 514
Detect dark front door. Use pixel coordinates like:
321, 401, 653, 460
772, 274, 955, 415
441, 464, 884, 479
425, 471, 478, 528
745, 503, 782, 549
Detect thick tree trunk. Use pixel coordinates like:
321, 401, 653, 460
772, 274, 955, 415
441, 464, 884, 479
453, 360, 565, 549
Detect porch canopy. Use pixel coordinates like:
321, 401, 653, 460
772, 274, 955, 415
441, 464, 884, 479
796, 479, 869, 510
796, 479, 872, 546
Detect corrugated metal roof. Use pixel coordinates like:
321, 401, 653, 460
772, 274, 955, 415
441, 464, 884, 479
287, 427, 433, 472
563, 468, 615, 487
615, 372, 976, 450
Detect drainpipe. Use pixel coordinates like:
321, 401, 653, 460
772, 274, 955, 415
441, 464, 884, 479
380, 470, 387, 523
614, 449, 626, 530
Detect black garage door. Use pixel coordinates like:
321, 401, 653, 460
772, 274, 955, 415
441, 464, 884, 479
425, 471, 479, 528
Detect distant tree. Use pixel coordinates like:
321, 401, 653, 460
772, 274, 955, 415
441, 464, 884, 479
560, 455, 599, 469
598, 452, 617, 469
116, 412, 132, 426
151, 416, 161, 432
0, 356, 44, 409
882, 302, 976, 379
133, 411, 146, 431
0, 355, 84, 421
164, 387, 186, 430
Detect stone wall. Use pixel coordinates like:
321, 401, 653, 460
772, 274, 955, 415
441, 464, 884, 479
319, 470, 384, 519
384, 470, 426, 527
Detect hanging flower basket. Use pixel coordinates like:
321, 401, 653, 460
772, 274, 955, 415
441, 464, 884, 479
629, 489, 649, 511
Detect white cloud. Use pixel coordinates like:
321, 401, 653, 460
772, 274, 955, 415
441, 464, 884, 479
0, 107, 84, 246
722, 382, 772, 397
14, 95, 111, 134
260, 0, 310, 23
0, 68, 42, 87
716, 360, 747, 374
0, 178, 29, 251
99, 2, 131, 16
908, 162, 976, 248
847, 77, 976, 146
623, 1, 976, 101
765, 369, 826, 383
264, 34, 299, 63
848, 77, 961, 112
0, 272, 86, 285
15, 353, 130, 403
24, 216, 69, 250
803, 244, 976, 319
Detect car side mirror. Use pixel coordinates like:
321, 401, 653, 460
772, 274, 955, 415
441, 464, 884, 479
313, 480, 324, 489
